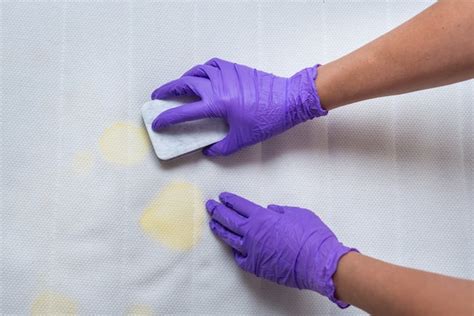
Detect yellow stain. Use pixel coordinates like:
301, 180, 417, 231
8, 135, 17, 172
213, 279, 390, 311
140, 181, 205, 250
99, 122, 150, 166
72, 151, 94, 174
31, 291, 77, 315
127, 305, 153, 316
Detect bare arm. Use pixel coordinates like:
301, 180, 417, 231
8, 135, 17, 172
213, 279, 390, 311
333, 252, 474, 315
318, 2, 474, 313
316, 1, 474, 110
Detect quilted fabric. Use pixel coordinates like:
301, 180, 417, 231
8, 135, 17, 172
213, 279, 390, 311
1, 1, 472, 315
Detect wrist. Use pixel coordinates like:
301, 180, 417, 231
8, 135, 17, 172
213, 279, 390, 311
315, 63, 338, 111
323, 241, 358, 308
305, 65, 328, 118
299, 234, 356, 308
290, 66, 328, 123
332, 251, 362, 306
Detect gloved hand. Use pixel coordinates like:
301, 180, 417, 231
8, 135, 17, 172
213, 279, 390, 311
151, 58, 327, 156
206, 192, 357, 308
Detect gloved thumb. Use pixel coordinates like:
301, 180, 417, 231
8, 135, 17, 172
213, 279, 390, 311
202, 135, 235, 157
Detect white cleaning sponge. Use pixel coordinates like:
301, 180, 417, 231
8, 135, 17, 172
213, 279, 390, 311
141, 99, 228, 160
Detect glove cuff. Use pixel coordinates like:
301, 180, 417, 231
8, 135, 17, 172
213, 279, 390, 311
324, 245, 359, 309
300, 64, 328, 119
299, 234, 357, 308
285, 65, 327, 127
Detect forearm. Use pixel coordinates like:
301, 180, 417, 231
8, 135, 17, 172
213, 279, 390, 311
333, 252, 474, 315
316, 1, 474, 110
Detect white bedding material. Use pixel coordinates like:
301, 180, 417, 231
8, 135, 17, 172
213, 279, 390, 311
1, 1, 472, 315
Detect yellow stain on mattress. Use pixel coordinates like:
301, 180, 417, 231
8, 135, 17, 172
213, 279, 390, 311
127, 305, 153, 315
72, 151, 94, 174
99, 122, 150, 166
140, 181, 205, 250
31, 291, 77, 315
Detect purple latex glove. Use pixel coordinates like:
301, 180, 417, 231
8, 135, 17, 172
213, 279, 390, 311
151, 58, 327, 156
206, 192, 357, 308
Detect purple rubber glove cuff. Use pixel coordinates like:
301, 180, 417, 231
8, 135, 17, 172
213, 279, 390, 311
295, 64, 328, 120
318, 241, 358, 308
296, 228, 357, 308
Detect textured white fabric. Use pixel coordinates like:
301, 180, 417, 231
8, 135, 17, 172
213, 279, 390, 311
1, 1, 472, 315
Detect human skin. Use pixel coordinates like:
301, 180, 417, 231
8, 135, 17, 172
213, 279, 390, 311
333, 252, 474, 315
316, 1, 474, 110
316, 1, 474, 314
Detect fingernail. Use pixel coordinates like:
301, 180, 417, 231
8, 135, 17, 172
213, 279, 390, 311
219, 192, 232, 199
151, 91, 160, 100
205, 200, 217, 215
152, 120, 166, 131
209, 220, 216, 231
219, 192, 233, 208
202, 148, 213, 157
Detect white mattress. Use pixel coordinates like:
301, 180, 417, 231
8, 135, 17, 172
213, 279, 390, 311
1, 1, 472, 315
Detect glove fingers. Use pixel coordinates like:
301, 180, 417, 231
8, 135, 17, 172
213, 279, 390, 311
151, 77, 209, 100
206, 200, 246, 236
219, 192, 263, 217
202, 135, 236, 157
209, 220, 246, 255
181, 64, 219, 80
152, 101, 212, 131
233, 248, 248, 268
